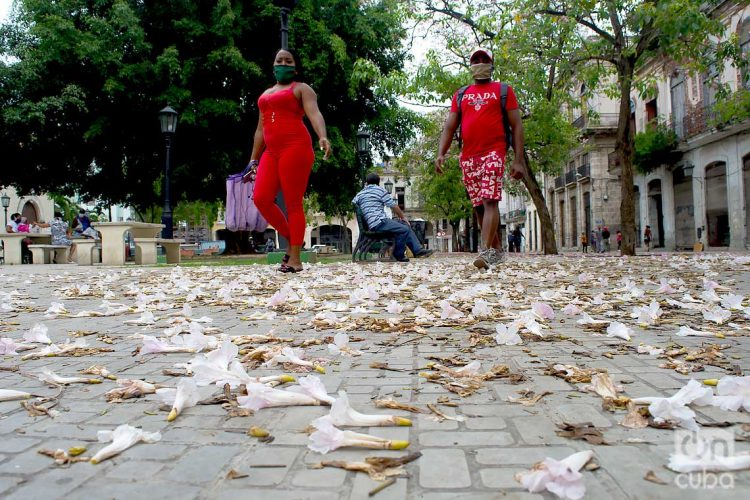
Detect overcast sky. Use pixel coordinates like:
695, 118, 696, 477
0, 0, 11, 22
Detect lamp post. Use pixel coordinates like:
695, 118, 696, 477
383, 179, 394, 195
274, 0, 300, 50
1, 192, 10, 228
356, 129, 370, 185
158, 106, 178, 239
269, 2, 299, 250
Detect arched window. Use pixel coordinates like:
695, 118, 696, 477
21, 201, 38, 224
740, 18, 750, 89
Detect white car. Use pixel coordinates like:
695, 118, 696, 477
311, 244, 338, 254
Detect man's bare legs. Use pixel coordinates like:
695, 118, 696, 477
473, 200, 502, 269
480, 199, 500, 250
473, 204, 501, 250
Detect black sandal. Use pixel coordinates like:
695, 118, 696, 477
278, 264, 303, 273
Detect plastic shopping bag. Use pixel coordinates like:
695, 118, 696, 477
225, 174, 268, 232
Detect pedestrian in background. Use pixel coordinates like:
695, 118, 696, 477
601, 226, 610, 252
590, 229, 598, 254
644, 225, 652, 251
512, 226, 523, 253
580, 232, 588, 253
595, 226, 603, 253
616, 230, 622, 251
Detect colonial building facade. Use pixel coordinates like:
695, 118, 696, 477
542, 1, 750, 253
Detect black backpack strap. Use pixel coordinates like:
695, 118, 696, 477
500, 82, 513, 153
455, 85, 470, 148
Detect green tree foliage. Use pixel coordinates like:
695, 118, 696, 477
394, 112, 472, 249
0, 0, 418, 218
710, 88, 750, 128
173, 199, 220, 228
392, 0, 582, 254
633, 120, 680, 175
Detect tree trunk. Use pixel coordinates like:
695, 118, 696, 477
450, 221, 460, 252
521, 151, 557, 255
339, 215, 350, 253
616, 61, 637, 256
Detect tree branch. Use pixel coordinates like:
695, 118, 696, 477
536, 9, 616, 44
424, 4, 497, 39
634, 26, 660, 61
605, 0, 624, 45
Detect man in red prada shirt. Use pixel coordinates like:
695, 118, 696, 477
436, 47, 526, 270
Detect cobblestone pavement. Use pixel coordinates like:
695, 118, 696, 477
2, 253, 750, 499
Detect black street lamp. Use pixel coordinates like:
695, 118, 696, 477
1, 192, 10, 228
158, 106, 178, 239
274, 0, 300, 50
383, 179, 394, 194
270, 1, 299, 250
356, 129, 370, 184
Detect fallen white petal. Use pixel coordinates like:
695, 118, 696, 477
90, 424, 161, 464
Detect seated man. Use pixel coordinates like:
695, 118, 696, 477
352, 172, 434, 262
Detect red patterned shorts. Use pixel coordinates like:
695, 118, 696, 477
460, 149, 505, 207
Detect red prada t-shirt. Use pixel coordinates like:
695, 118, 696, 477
450, 81, 518, 158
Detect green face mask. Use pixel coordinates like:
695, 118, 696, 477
274, 65, 296, 84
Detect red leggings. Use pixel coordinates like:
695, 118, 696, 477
253, 144, 314, 246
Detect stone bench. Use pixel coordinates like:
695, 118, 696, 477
133, 238, 185, 265
75, 239, 102, 266
27, 244, 70, 264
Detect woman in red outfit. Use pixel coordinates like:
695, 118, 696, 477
245, 49, 331, 272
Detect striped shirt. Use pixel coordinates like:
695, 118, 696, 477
352, 184, 395, 229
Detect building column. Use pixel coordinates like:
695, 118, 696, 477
661, 167, 676, 251
728, 137, 745, 250
693, 157, 708, 248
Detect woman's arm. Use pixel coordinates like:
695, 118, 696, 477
298, 84, 331, 160
249, 111, 265, 162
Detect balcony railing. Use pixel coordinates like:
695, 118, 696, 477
577, 163, 590, 179
507, 209, 527, 220
565, 170, 577, 185
681, 104, 716, 139
572, 113, 619, 130
554, 176, 564, 189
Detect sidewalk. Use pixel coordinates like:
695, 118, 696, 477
1, 254, 749, 499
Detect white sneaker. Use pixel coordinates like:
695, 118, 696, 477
489, 248, 506, 264
473, 249, 490, 270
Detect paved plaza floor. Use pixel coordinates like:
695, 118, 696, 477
1, 253, 750, 499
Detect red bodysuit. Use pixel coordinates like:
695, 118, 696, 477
253, 82, 314, 246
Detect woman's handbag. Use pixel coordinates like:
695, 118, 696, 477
225, 173, 268, 232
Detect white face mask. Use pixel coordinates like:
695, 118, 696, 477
470, 63, 493, 80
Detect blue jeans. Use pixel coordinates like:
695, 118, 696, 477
373, 219, 423, 259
